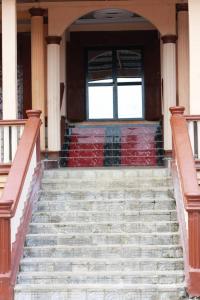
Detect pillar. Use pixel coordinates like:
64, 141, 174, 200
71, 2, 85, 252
2, 0, 17, 119
188, 0, 200, 114
46, 36, 62, 155
177, 3, 189, 113
161, 35, 177, 151
29, 8, 46, 151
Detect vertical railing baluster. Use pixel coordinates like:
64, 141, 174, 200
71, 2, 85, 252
193, 121, 198, 158
11, 126, 18, 161
188, 121, 195, 156
4, 126, 10, 163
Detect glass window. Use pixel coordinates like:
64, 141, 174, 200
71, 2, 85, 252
88, 50, 113, 84
117, 85, 143, 118
87, 48, 144, 120
88, 86, 113, 119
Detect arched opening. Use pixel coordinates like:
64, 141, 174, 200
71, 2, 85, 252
64, 8, 161, 123
60, 8, 163, 167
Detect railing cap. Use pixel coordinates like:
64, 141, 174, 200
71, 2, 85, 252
169, 106, 185, 115
26, 110, 42, 119
0, 200, 13, 217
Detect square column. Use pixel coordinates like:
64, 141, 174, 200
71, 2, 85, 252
189, 0, 200, 114
29, 8, 46, 151
177, 4, 189, 113
2, 0, 17, 119
46, 36, 62, 155
161, 35, 177, 151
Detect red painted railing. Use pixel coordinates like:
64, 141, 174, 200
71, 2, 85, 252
170, 106, 200, 296
0, 110, 43, 300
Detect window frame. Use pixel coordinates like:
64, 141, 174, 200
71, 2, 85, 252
86, 46, 145, 121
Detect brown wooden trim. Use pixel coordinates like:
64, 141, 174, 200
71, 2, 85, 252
0, 110, 42, 299
176, 3, 188, 12
11, 163, 44, 288
1, 110, 42, 216
170, 106, 200, 296
188, 271, 200, 296
185, 115, 200, 121
161, 35, 178, 44
26, 110, 41, 119
171, 161, 189, 281
0, 120, 26, 126
170, 106, 185, 116
29, 7, 46, 17
46, 36, 62, 45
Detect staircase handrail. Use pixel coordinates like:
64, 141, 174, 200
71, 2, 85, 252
170, 106, 200, 297
0, 110, 42, 300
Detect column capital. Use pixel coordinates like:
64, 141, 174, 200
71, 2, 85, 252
176, 3, 188, 12
29, 7, 46, 17
169, 106, 185, 116
46, 36, 62, 45
161, 35, 178, 44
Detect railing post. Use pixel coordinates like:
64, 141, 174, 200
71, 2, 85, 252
170, 106, 185, 160
26, 110, 42, 163
0, 200, 13, 300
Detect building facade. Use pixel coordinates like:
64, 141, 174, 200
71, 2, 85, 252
1, 0, 196, 159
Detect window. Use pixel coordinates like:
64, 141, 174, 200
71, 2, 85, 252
87, 48, 144, 120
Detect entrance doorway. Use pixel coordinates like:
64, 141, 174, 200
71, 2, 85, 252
87, 48, 144, 120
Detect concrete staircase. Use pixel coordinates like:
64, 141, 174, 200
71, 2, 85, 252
15, 168, 187, 300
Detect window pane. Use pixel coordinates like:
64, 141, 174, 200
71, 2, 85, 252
116, 49, 142, 82
88, 86, 113, 119
117, 77, 142, 83
118, 85, 143, 118
88, 50, 113, 83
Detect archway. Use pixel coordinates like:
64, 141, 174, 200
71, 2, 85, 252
57, 7, 165, 167
64, 8, 162, 123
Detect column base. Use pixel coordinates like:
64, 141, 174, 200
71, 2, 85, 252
164, 150, 172, 158
41, 151, 59, 169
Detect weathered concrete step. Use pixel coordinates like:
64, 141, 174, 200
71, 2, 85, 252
43, 168, 170, 179
41, 178, 172, 189
17, 271, 184, 285
28, 221, 179, 233
40, 188, 174, 200
41, 181, 172, 193
14, 283, 187, 300
37, 198, 176, 211
20, 257, 184, 272
23, 244, 183, 259
30, 210, 177, 225
25, 232, 180, 247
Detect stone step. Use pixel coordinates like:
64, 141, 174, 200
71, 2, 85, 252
17, 270, 184, 285
20, 257, 184, 272
14, 283, 187, 300
40, 188, 174, 201
29, 210, 177, 225
41, 178, 172, 189
25, 232, 180, 247
41, 181, 172, 193
37, 198, 176, 211
23, 244, 183, 259
43, 168, 170, 180
29, 220, 179, 233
